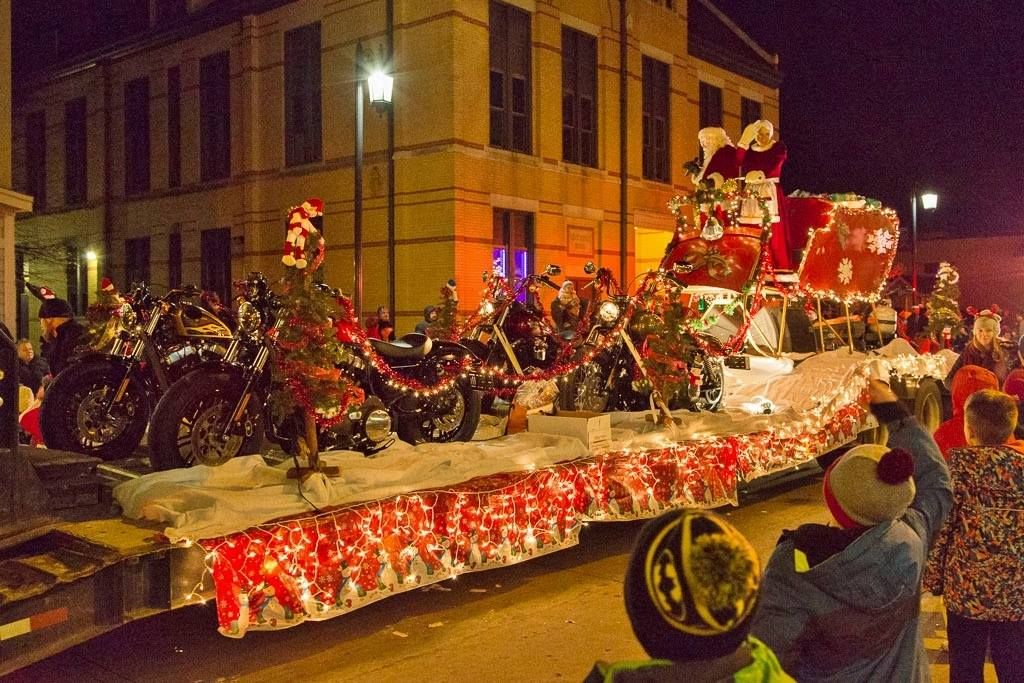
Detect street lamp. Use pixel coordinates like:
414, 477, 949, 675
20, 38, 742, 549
911, 191, 938, 302
353, 45, 393, 317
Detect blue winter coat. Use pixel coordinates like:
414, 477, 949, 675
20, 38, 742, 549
750, 408, 952, 682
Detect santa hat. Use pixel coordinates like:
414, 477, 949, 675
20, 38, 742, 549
973, 310, 1001, 334
100, 277, 117, 294
823, 445, 915, 529
624, 509, 760, 661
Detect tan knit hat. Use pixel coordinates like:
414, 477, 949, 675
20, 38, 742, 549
823, 445, 916, 528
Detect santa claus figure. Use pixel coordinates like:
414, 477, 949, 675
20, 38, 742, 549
737, 119, 793, 269
692, 127, 741, 189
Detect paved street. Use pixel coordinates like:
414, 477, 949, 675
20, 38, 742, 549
7, 475, 987, 682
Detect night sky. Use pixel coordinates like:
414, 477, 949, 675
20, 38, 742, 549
712, 0, 1024, 238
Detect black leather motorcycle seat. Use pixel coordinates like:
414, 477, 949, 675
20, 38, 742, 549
368, 333, 433, 359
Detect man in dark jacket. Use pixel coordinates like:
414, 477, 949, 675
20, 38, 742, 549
750, 377, 952, 681
38, 295, 85, 376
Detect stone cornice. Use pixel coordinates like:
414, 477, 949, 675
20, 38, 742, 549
0, 187, 33, 214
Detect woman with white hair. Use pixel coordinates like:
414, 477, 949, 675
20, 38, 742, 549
691, 127, 741, 189
738, 119, 793, 268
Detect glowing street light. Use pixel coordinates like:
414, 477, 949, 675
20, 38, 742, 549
353, 46, 393, 316
911, 191, 938, 302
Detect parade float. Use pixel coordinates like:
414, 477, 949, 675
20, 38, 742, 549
110, 177, 947, 637
2, 125, 954, 668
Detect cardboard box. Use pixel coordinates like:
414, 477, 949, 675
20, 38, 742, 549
527, 411, 612, 453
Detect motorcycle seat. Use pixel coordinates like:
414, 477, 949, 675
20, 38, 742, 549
369, 333, 433, 359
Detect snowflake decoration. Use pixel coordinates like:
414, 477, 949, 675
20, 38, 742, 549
838, 258, 854, 285
867, 228, 894, 254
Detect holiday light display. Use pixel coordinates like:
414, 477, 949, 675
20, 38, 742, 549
787, 196, 901, 304
188, 351, 945, 636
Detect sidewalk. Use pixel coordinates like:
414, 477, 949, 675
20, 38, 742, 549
922, 592, 998, 682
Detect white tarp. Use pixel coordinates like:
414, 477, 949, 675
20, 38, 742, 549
115, 342, 952, 542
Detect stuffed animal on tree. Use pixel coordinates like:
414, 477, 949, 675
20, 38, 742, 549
282, 198, 325, 270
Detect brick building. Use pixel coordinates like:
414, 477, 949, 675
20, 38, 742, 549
11, 0, 779, 335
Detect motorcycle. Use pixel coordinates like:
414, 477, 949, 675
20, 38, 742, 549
40, 283, 233, 459
560, 262, 726, 415
147, 275, 482, 470
461, 265, 568, 394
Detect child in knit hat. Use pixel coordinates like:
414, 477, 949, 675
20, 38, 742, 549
585, 509, 793, 682
750, 379, 952, 681
924, 390, 1024, 682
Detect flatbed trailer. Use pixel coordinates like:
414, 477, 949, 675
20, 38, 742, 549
0, 513, 210, 676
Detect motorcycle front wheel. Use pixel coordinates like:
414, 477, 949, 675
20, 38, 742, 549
397, 381, 482, 444
40, 360, 151, 460
148, 371, 263, 471
561, 358, 611, 412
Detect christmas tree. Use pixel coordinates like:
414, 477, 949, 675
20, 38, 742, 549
927, 261, 964, 342
270, 199, 360, 475
427, 279, 460, 340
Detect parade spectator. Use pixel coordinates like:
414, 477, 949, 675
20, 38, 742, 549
586, 508, 793, 682
549, 281, 582, 338
945, 310, 1008, 386
866, 298, 897, 346
16, 338, 49, 396
38, 293, 85, 376
934, 365, 1000, 458
1002, 368, 1024, 440
906, 304, 928, 338
365, 306, 396, 342
924, 390, 1024, 682
414, 306, 438, 335
750, 378, 951, 681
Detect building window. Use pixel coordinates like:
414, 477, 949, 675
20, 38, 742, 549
25, 111, 46, 209
284, 22, 322, 167
200, 51, 231, 181
562, 27, 597, 167
740, 97, 762, 131
124, 237, 151, 286
64, 98, 88, 205
642, 56, 670, 182
201, 228, 231, 304
492, 209, 534, 302
167, 66, 181, 188
489, 1, 532, 153
124, 77, 151, 195
698, 81, 722, 130
168, 232, 182, 289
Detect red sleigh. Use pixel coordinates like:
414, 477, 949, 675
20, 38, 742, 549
659, 189, 900, 355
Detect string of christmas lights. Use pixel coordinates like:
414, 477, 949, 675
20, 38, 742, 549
189, 351, 946, 637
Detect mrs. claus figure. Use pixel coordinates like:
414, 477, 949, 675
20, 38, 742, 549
737, 119, 793, 270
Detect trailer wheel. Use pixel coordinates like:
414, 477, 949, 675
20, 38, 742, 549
912, 378, 943, 433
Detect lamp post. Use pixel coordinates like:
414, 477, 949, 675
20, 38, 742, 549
353, 45, 394, 317
910, 191, 938, 303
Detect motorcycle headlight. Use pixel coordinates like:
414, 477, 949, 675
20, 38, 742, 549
478, 300, 496, 318
597, 301, 620, 324
363, 408, 392, 443
117, 303, 137, 331
237, 301, 262, 336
